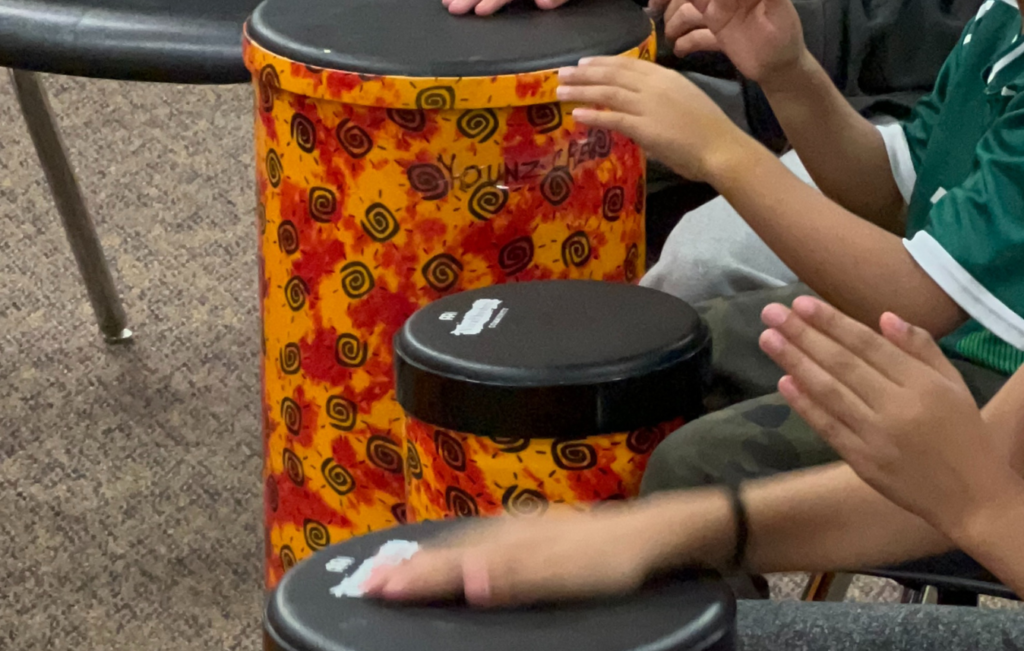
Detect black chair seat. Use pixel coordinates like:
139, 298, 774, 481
0, 0, 261, 83
865, 551, 1019, 602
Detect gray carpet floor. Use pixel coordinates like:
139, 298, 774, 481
0, 73, 1011, 651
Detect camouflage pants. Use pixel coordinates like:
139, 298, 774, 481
641, 283, 1010, 494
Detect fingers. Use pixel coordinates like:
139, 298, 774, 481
762, 303, 894, 407
778, 375, 868, 460
665, 1, 705, 41
878, 311, 962, 383
673, 29, 721, 57
558, 62, 646, 93
759, 327, 873, 429
363, 549, 465, 601
473, 0, 512, 15
569, 108, 643, 139
535, 0, 571, 8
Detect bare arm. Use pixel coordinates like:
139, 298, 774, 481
706, 141, 964, 336
758, 53, 905, 230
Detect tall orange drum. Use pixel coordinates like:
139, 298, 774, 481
245, 0, 654, 587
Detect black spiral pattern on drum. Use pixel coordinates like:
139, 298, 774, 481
281, 397, 302, 436
325, 395, 357, 432
422, 253, 463, 293
391, 503, 408, 525
602, 185, 625, 222
468, 182, 509, 221
266, 476, 279, 513
552, 440, 598, 471
498, 236, 534, 277
334, 333, 367, 368
624, 243, 640, 283
266, 149, 283, 188
407, 163, 449, 201
502, 485, 549, 517
361, 203, 400, 242
367, 436, 403, 475
634, 176, 645, 214
540, 166, 574, 207
278, 220, 299, 255
279, 545, 297, 572
284, 276, 308, 311
415, 86, 456, 110
387, 109, 427, 132
561, 231, 592, 268
527, 103, 563, 134
308, 186, 337, 223
406, 441, 424, 480
639, 43, 654, 62
434, 430, 466, 471
336, 118, 373, 159
283, 448, 305, 486
258, 65, 280, 113
489, 436, 530, 454
280, 343, 302, 375
590, 128, 613, 158
446, 486, 479, 518
627, 427, 663, 455
339, 261, 375, 299
457, 109, 499, 142
321, 457, 356, 496
303, 519, 330, 552
291, 113, 317, 153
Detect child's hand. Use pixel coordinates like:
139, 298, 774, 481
650, 0, 807, 87
557, 57, 751, 182
444, 0, 570, 16
759, 296, 1022, 542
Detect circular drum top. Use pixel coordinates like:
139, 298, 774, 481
247, 0, 652, 77
266, 521, 736, 651
394, 280, 710, 437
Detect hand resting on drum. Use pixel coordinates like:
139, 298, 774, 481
362, 297, 1024, 606
443, 0, 570, 16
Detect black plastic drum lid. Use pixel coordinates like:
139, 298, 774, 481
394, 280, 711, 438
246, 0, 652, 77
264, 521, 736, 651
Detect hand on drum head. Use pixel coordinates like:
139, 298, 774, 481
557, 57, 747, 183
758, 296, 1023, 541
443, 0, 571, 16
361, 505, 666, 607
649, 0, 806, 86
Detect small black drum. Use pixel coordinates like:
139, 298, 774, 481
264, 520, 737, 651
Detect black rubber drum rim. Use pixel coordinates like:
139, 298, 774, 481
246, 0, 653, 78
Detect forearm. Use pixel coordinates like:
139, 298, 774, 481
641, 463, 957, 574
758, 52, 905, 230
953, 478, 1024, 597
705, 139, 966, 337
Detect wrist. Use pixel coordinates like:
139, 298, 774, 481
630, 489, 735, 574
947, 469, 1024, 553
758, 48, 819, 97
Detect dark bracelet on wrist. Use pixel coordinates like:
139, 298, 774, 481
724, 482, 750, 573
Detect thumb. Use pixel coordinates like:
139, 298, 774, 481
879, 312, 962, 383
535, 0, 571, 8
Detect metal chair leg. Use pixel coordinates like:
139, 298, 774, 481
803, 572, 854, 602
9, 69, 132, 344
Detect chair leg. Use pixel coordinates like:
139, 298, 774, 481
936, 589, 980, 607
9, 69, 132, 344
803, 572, 854, 601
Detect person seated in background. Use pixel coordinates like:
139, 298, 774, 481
361, 297, 1024, 621
449, 0, 1024, 531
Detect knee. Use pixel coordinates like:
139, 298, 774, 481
640, 417, 732, 496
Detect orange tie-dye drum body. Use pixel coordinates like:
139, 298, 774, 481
394, 281, 711, 522
245, 0, 655, 586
